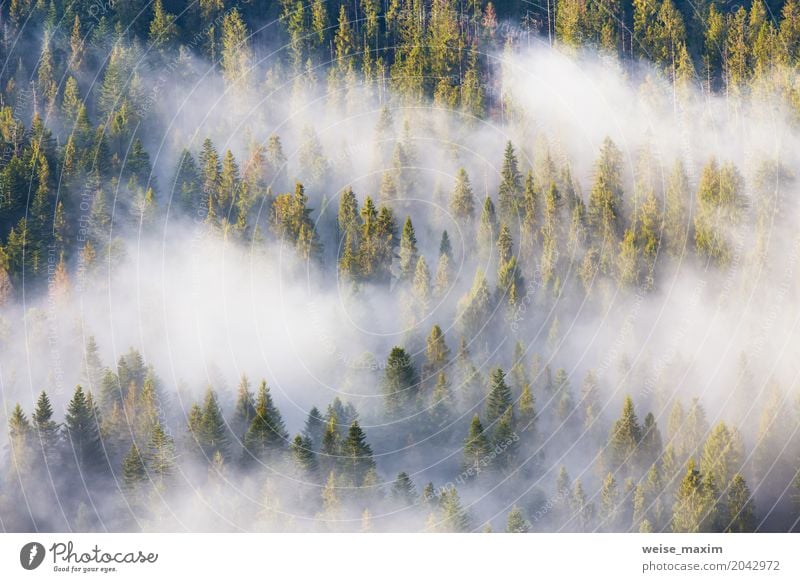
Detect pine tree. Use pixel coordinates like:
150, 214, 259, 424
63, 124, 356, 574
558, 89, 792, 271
700, 422, 743, 493
477, 196, 498, 261
450, 168, 476, 222
599, 472, 621, 531
412, 255, 431, 311
424, 324, 451, 382
486, 368, 513, 425
608, 395, 642, 472
220, 8, 252, 88
64, 386, 104, 472
498, 142, 522, 224
32, 391, 60, 465
433, 253, 451, 298
458, 269, 492, 337
506, 506, 530, 532
382, 347, 418, 417
148, 0, 177, 50
122, 443, 147, 490
233, 375, 255, 440
8, 403, 31, 471
672, 459, 718, 533
145, 422, 176, 488
194, 387, 229, 460
243, 381, 288, 462
640, 412, 663, 467
439, 230, 453, 260
518, 382, 536, 432
291, 434, 318, 476
726, 474, 756, 533
342, 421, 375, 487
391, 472, 417, 505
429, 371, 454, 427
463, 414, 491, 473
439, 487, 470, 532
398, 216, 419, 282
303, 406, 325, 449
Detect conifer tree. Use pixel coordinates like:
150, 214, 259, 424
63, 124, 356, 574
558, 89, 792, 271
233, 375, 255, 440
243, 381, 288, 461
726, 474, 756, 533
398, 216, 419, 282
599, 472, 621, 531
145, 422, 176, 488
291, 434, 318, 476
122, 443, 147, 489
672, 459, 718, 533
463, 414, 491, 472
451, 168, 476, 222
303, 406, 325, 449
342, 421, 375, 487
193, 387, 229, 460
439, 487, 470, 532
382, 347, 418, 417
608, 395, 642, 472
477, 196, 498, 261
220, 8, 252, 88
391, 472, 417, 505
486, 368, 513, 425
64, 386, 104, 473
506, 506, 530, 532
498, 141, 522, 224
32, 391, 60, 465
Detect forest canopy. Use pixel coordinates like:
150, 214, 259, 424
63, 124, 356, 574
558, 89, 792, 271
0, 1, 799, 533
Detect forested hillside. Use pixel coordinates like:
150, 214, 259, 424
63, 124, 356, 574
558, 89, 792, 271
1, 1, 800, 533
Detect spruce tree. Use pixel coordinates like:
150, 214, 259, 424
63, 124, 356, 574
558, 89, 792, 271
391, 472, 417, 505
726, 474, 756, 533
32, 391, 60, 464
498, 141, 522, 224
194, 387, 229, 460
439, 487, 470, 532
122, 443, 147, 489
342, 421, 375, 487
486, 368, 513, 425
450, 168, 476, 222
506, 505, 530, 532
145, 422, 176, 488
463, 414, 491, 473
398, 216, 419, 282
608, 395, 642, 472
291, 434, 318, 476
382, 347, 418, 417
64, 386, 104, 473
243, 381, 288, 462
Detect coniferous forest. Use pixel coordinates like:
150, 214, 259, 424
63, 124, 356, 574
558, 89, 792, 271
1, 0, 800, 533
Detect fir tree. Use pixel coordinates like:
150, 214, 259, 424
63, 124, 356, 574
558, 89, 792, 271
506, 506, 530, 532
64, 386, 104, 473
342, 421, 375, 487
243, 381, 288, 462
486, 368, 513, 425
291, 434, 318, 476
382, 347, 418, 417
398, 216, 419, 282
463, 414, 491, 473
122, 443, 147, 490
